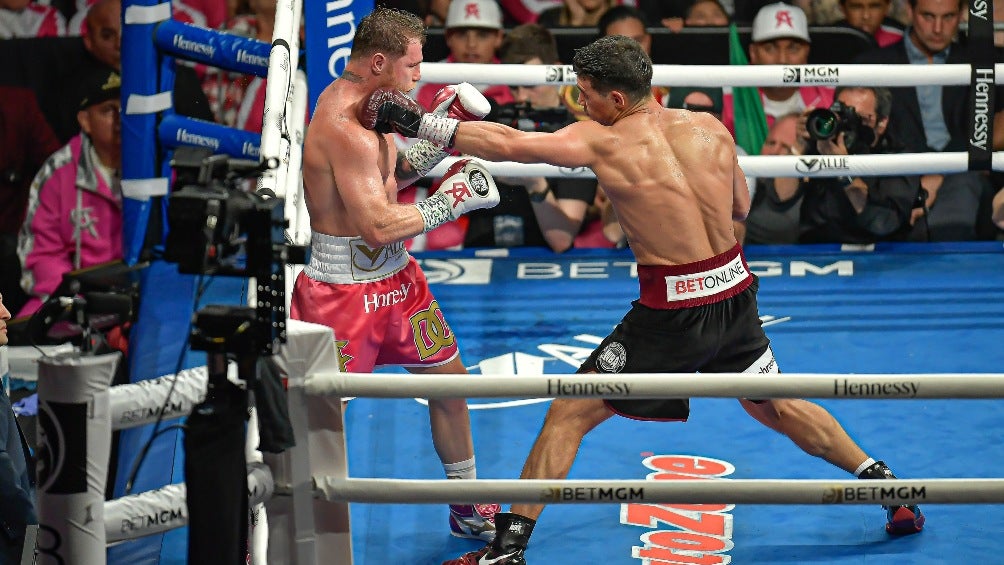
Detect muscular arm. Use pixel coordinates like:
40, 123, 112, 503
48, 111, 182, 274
451, 120, 597, 169
327, 128, 427, 247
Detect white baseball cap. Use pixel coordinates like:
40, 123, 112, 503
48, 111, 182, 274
752, 2, 811, 43
446, 0, 503, 30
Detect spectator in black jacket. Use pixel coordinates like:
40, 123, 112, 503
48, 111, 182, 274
776, 86, 923, 244
853, 0, 1002, 240
0, 291, 36, 565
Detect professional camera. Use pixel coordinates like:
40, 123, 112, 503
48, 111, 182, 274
165, 147, 292, 280
491, 101, 570, 133
805, 101, 876, 153
11, 261, 142, 351
164, 146, 305, 356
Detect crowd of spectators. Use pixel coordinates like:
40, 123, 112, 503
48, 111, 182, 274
2, 0, 1004, 318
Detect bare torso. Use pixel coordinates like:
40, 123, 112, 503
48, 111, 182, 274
300, 78, 399, 237
586, 103, 742, 265
453, 98, 744, 266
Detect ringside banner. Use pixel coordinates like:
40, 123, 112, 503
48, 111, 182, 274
304, 0, 374, 114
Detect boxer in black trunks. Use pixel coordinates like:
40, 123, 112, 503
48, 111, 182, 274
362, 34, 925, 565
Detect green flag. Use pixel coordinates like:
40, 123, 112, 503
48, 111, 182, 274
728, 23, 768, 156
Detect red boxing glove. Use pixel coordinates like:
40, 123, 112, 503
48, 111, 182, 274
359, 88, 425, 134
360, 87, 459, 146
430, 82, 492, 121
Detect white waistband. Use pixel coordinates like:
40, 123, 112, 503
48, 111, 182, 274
303, 233, 409, 284
663, 253, 749, 302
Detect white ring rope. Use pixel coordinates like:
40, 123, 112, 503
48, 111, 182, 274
418, 61, 1004, 178
314, 477, 1004, 505
306, 372, 1004, 400
104, 462, 274, 543
418, 62, 1004, 87
109, 367, 207, 430
429, 152, 1004, 179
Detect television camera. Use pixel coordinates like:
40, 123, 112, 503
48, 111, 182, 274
164, 146, 305, 357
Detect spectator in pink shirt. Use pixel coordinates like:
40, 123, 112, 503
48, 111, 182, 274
17, 69, 123, 317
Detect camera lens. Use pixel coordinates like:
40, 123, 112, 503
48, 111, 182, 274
806, 108, 839, 140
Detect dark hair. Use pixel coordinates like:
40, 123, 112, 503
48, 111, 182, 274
597, 5, 650, 35
835, 86, 892, 120
500, 23, 560, 64
573, 35, 652, 102
351, 6, 426, 61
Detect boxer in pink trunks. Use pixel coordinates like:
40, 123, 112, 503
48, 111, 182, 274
291, 6, 502, 542
362, 34, 925, 564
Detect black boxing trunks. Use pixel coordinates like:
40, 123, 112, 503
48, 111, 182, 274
579, 244, 776, 421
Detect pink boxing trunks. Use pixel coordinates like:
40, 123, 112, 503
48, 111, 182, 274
290, 232, 459, 372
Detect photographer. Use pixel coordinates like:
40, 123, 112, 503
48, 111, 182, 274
775, 86, 922, 244
463, 24, 599, 252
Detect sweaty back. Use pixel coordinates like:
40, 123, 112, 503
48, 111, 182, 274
591, 106, 740, 266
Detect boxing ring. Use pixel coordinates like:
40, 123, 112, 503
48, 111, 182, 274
24, 0, 1004, 563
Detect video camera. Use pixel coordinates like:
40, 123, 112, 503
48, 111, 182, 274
164, 146, 305, 356
805, 101, 876, 154
491, 101, 570, 133
11, 261, 142, 352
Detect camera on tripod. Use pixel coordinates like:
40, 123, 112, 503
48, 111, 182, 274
164, 146, 305, 356
805, 101, 876, 153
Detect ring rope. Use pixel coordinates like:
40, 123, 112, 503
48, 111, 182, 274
428, 152, 1004, 179
313, 477, 1004, 505
417, 62, 1004, 87
306, 372, 1004, 400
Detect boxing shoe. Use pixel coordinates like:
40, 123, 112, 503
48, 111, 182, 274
449, 503, 501, 541
443, 512, 535, 565
857, 460, 925, 535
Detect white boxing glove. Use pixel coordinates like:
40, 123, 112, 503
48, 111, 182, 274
414, 158, 500, 232
429, 82, 492, 121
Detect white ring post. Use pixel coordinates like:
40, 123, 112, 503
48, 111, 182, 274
266, 319, 353, 565
36, 352, 120, 565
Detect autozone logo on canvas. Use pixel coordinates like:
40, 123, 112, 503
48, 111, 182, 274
622, 454, 736, 564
